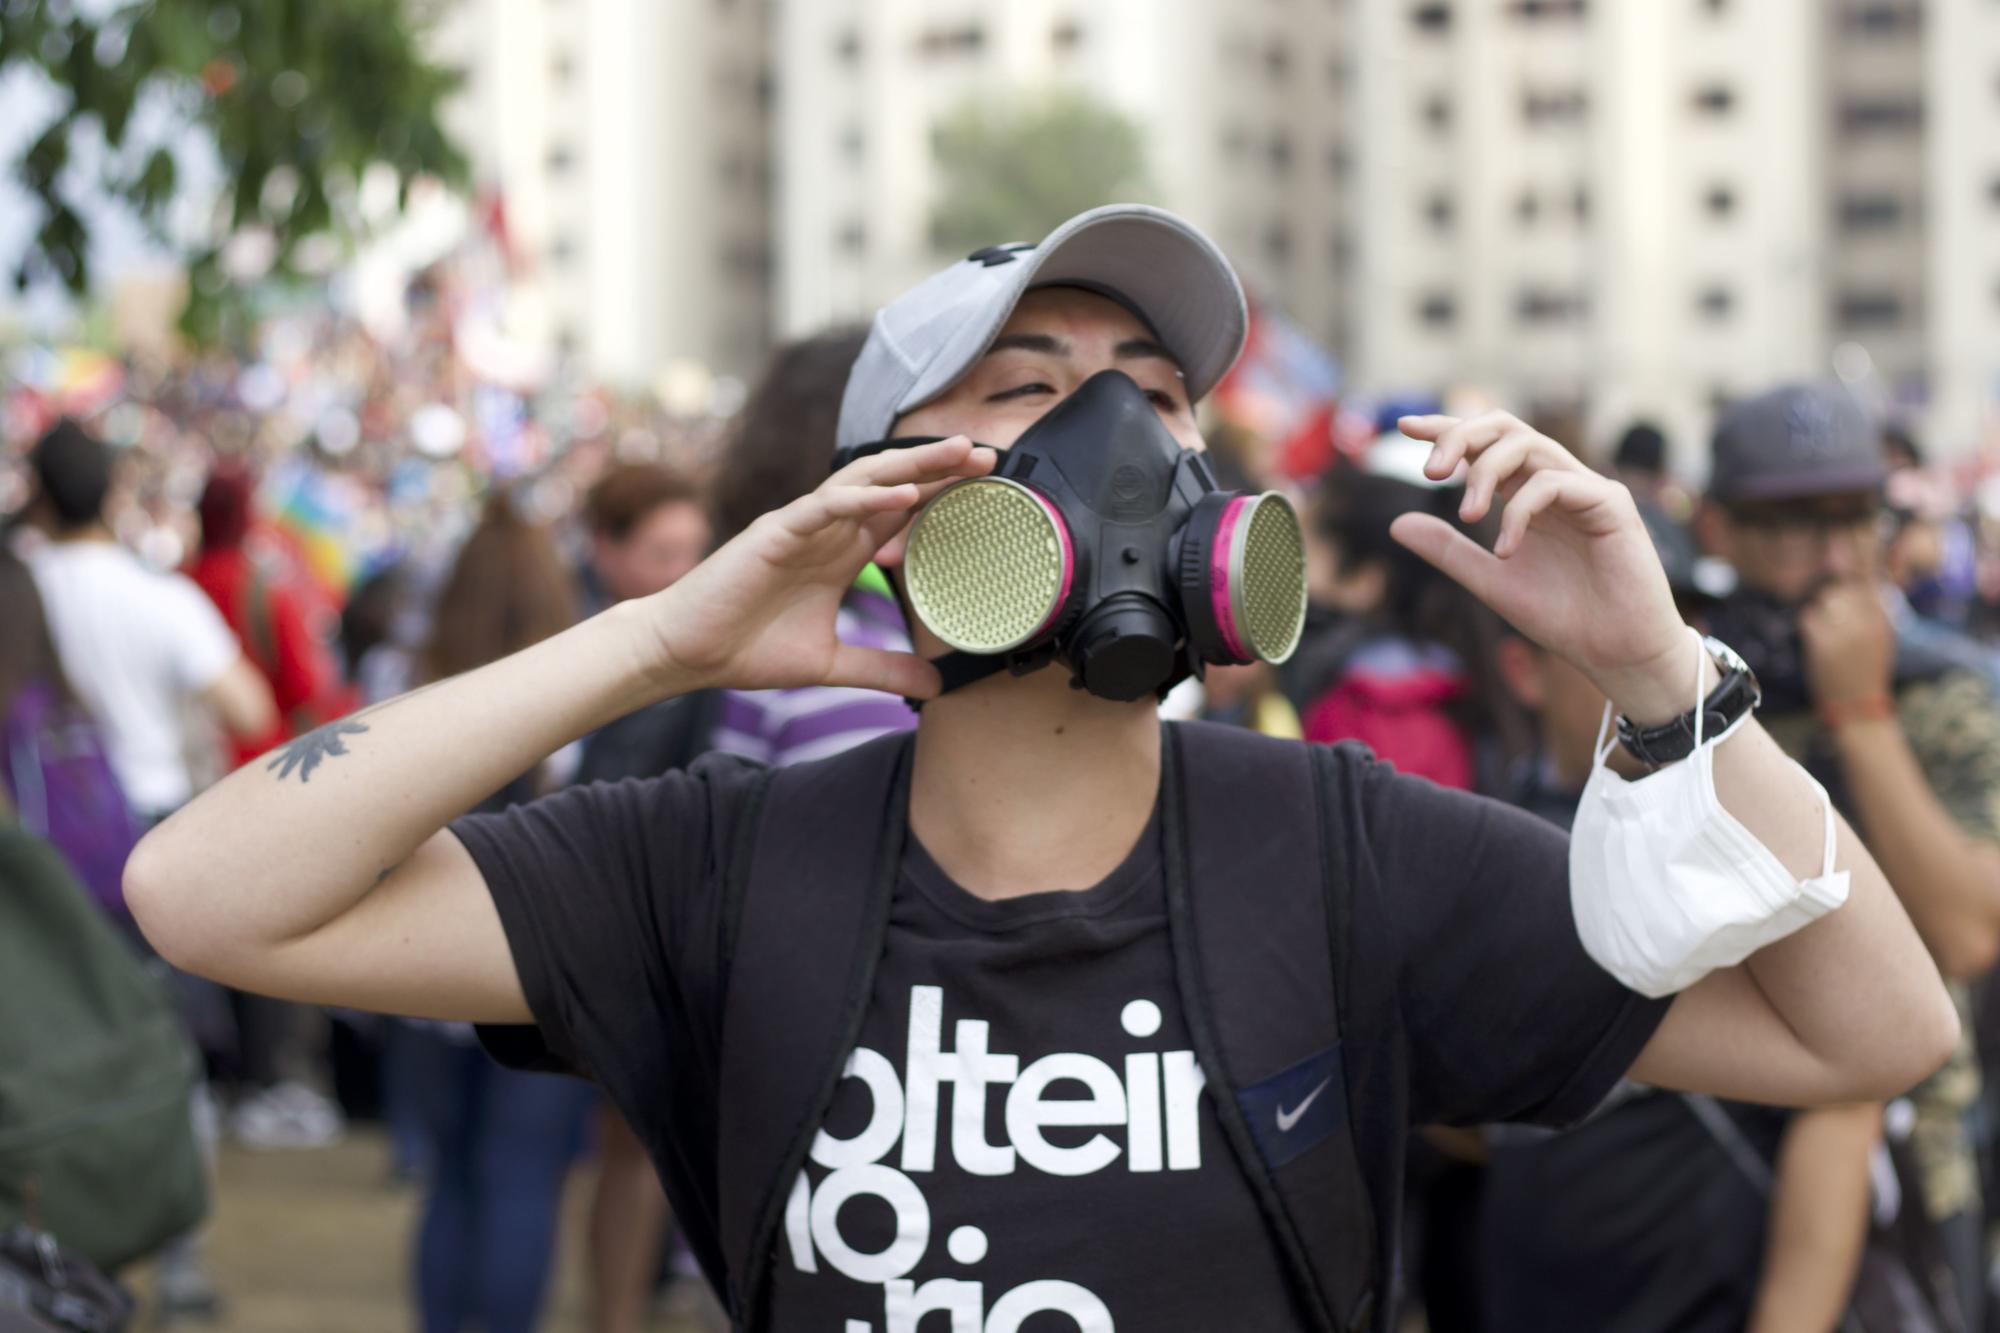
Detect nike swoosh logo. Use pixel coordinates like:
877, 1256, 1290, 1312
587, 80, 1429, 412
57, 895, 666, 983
1275, 1077, 1332, 1133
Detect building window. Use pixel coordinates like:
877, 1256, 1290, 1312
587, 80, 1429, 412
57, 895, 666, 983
1839, 98, 1922, 136
1697, 285, 1734, 320
840, 125, 864, 162
1328, 56, 1351, 93
546, 143, 577, 175
834, 27, 861, 62
1705, 183, 1737, 218
1703, 0, 1728, 12
1329, 230, 1353, 272
1268, 131, 1294, 174
1264, 223, 1293, 265
1840, 2, 1920, 35
1223, 125, 1249, 161
550, 50, 575, 85
1838, 193, 1903, 231
1422, 92, 1453, 133
1836, 291, 1903, 326
1692, 82, 1736, 115
1418, 293, 1457, 327
1573, 184, 1591, 223
1425, 192, 1455, 231
1989, 175, 2000, 207
1411, 3, 1452, 32
1517, 288, 1586, 323
919, 24, 986, 54
1508, 0, 1588, 18
1052, 20, 1084, 50
549, 234, 579, 266
837, 220, 867, 256
1523, 88, 1589, 126
1326, 144, 1352, 180
1516, 189, 1541, 226
1265, 41, 1290, 78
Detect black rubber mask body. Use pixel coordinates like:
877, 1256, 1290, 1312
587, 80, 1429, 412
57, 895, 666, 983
895, 369, 1305, 703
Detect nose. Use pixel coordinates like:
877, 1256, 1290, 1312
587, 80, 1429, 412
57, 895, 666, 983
1817, 526, 1860, 580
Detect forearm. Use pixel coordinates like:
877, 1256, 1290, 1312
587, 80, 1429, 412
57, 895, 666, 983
128, 598, 678, 962
1745, 1104, 1880, 1333
1607, 651, 1955, 1096
1709, 721, 1956, 1094
1832, 717, 2000, 978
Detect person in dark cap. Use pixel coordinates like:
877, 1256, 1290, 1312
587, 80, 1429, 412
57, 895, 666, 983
1701, 381, 2000, 1327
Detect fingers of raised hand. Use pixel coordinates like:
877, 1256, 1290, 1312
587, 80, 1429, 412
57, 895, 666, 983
1493, 470, 1633, 556
1388, 510, 1502, 602
1459, 431, 1540, 523
1401, 410, 1518, 481
834, 436, 992, 488
824, 644, 942, 699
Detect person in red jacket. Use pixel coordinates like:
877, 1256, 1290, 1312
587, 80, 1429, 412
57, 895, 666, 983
185, 461, 351, 1153
186, 464, 349, 770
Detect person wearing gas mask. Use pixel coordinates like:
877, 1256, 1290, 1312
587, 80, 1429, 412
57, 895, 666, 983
1699, 382, 2000, 1330
124, 206, 1956, 1332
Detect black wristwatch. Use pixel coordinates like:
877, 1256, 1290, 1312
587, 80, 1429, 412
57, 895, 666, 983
1614, 635, 1762, 768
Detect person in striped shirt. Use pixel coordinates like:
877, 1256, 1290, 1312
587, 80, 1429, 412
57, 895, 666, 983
706, 327, 917, 768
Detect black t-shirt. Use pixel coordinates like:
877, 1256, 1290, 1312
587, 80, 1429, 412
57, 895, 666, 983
1480, 1092, 1787, 1333
451, 740, 1670, 1328
1484, 758, 1793, 1333
763, 804, 1306, 1330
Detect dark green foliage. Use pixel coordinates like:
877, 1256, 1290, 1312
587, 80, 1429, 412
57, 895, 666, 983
930, 90, 1155, 255
0, 0, 466, 343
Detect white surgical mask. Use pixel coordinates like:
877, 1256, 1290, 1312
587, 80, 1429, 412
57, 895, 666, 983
1569, 630, 1850, 998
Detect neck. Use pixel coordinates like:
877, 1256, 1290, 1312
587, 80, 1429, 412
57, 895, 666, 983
51, 522, 113, 545
909, 666, 1163, 901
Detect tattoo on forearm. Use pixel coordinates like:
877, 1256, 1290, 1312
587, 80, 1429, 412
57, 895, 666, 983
266, 719, 369, 783
265, 681, 443, 785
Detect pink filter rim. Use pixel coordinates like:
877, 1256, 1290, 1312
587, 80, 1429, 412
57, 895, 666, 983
1029, 487, 1076, 639
1209, 495, 1251, 662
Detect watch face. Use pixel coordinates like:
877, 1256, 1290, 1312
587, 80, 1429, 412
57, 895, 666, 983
1702, 633, 1762, 708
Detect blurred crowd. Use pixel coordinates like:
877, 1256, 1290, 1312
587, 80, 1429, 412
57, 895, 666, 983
13, 266, 2000, 1333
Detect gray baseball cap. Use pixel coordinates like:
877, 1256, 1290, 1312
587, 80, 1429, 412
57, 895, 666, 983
1708, 383, 1887, 503
835, 203, 1249, 454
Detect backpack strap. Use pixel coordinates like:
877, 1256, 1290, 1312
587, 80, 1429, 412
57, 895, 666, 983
1164, 721, 1379, 1332
714, 729, 913, 1327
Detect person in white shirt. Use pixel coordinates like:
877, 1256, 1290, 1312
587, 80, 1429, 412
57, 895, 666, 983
23, 416, 279, 1321
23, 419, 274, 819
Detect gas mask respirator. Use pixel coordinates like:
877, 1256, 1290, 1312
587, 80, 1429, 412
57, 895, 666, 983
854, 370, 1309, 702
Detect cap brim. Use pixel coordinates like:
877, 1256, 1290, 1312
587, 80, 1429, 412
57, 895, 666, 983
901, 204, 1249, 421
1715, 466, 1888, 503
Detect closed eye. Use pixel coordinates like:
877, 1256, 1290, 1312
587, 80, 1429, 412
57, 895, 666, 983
986, 382, 1055, 402
988, 381, 1184, 412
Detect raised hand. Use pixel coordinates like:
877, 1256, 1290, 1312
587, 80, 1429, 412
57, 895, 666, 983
645, 437, 995, 700
1799, 580, 1895, 713
1387, 411, 1694, 722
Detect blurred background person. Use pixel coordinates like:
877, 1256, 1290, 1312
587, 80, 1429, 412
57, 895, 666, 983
1287, 440, 1525, 791
567, 461, 717, 1333
707, 326, 917, 767
17, 416, 277, 1321
1700, 382, 2000, 1328
0, 542, 142, 921
19, 418, 276, 823
1484, 616, 1881, 1333
185, 459, 352, 1151
382, 492, 596, 1333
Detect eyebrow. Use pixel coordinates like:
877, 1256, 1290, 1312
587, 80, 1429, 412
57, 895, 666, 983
985, 332, 1186, 374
